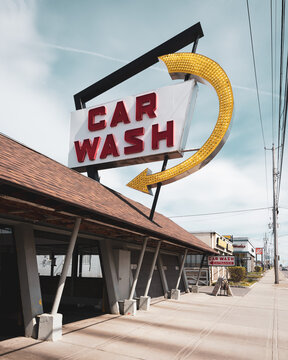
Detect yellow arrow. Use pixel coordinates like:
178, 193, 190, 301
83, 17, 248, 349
127, 53, 234, 194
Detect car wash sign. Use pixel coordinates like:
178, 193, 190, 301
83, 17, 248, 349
68, 81, 196, 171
208, 256, 235, 266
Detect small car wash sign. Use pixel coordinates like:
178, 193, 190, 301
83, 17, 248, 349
208, 256, 235, 266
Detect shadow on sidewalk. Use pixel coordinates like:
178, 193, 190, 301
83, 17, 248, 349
199, 286, 251, 296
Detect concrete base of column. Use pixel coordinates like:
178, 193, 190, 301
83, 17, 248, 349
134, 297, 140, 310
37, 313, 62, 341
170, 289, 180, 300
118, 299, 137, 315
139, 296, 151, 311
191, 285, 199, 293
164, 291, 170, 299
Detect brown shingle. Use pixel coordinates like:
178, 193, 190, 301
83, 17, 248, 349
0, 134, 214, 253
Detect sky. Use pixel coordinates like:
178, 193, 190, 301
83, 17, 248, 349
1, 0, 288, 265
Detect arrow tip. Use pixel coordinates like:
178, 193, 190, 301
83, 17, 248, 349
126, 168, 153, 195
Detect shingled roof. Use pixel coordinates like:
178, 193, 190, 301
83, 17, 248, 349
0, 133, 215, 254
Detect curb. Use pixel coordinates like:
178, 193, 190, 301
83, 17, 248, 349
230, 281, 258, 289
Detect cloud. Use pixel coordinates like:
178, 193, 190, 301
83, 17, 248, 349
100, 156, 272, 229
0, 0, 68, 164
39, 42, 130, 64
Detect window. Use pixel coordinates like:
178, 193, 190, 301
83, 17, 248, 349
80, 255, 102, 278
185, 254, 207, 267
37, 254, 102, 278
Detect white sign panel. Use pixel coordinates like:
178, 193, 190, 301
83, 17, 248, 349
68, 81, 197, 170
208, 256, 235, 266
232, 243, 247, 251
255, 248, 263, 255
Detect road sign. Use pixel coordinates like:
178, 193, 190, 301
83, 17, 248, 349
256, 248, 263, 255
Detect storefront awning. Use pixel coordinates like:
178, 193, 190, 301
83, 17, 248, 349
0, 134, 216, 254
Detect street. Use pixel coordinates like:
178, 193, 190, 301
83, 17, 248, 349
281, 269, 288, 279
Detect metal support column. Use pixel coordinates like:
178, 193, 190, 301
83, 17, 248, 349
79, 252, 83, 278
51, 218, 81, 315
157, 254, 169, 296
50, 253, 55, 277
70, 245, 78, 296
128, 237, 148, 300
143, 241, 162, 297
179, 254, 190, 292
196, 254, 206, 286
175, 249, 188, 290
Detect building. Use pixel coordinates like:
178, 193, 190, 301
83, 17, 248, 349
232, 237, 255, 272
0, 134, 215, 340
185, 232, 233, 285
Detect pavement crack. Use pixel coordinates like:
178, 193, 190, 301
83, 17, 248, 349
172, 297, 242, 360
272, 287, 279, 360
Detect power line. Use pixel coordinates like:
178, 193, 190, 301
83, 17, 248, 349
246, 0, 271, 230
277, 0, 285, 167
277, 0, 288, 201
278, 59, 288, 197
271, 0, 275, 142
246, 0, 267, 148
279, 233, 288, 237
169, 207, 272, 219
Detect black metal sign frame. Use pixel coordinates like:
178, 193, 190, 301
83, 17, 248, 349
74, 22, 203, 110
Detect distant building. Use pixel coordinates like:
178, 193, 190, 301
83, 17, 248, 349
232, 237, 255, 272
185, 232, 234, 285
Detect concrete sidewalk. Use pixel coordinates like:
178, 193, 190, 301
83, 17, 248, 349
1, 269, 287, 359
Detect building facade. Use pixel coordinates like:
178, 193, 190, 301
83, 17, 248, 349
185, 232, 234, 285
232, 237, 255, 272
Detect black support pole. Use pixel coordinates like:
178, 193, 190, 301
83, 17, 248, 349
185, 36, 199, 81
149, 155, 168, 221
74, 23, 203, 110
87, 166, 100, 182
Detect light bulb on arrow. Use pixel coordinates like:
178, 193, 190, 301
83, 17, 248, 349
127, 52, 234, 194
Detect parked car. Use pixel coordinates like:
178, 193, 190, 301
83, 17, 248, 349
282, 267, 288, 271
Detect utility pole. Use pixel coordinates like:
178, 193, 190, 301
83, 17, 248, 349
263, 234, 268, 270
272, 144, 279, 284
